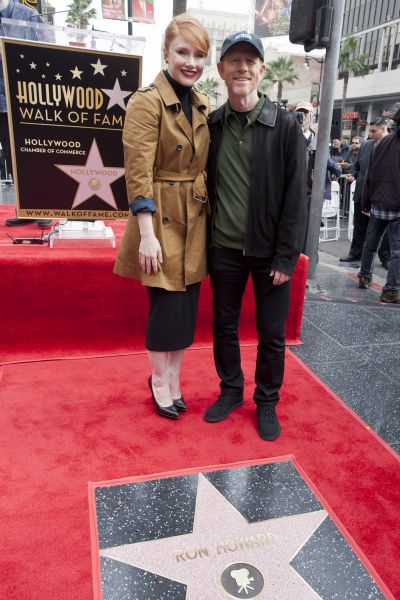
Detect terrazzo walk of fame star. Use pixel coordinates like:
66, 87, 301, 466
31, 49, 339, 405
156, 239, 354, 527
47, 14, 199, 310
91, 460, 386, 600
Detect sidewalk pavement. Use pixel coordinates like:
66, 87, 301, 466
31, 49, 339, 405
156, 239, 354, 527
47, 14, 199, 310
295, 224, 400, 456
317, 227, 388, 290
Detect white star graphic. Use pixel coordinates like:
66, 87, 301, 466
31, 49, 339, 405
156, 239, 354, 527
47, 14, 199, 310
46, 62, 50, 67
20, 54, 24, 58
100, 475, 326, 599
55, 73, 62, 81
121, 69, 127, 77
91, 58, 108, 76
16, 69, 20, 73
41, 74, 46, 79
101, 78, 132, 110
70, 66, 83, 80
29, 62, 37, 69
55, 139, 125, 210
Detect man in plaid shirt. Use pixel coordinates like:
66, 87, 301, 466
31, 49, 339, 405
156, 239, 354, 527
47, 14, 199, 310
357, 117, 400, 303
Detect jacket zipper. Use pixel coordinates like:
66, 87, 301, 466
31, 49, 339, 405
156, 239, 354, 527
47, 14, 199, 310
210, 119, 224, 248
243, 124, 256, 256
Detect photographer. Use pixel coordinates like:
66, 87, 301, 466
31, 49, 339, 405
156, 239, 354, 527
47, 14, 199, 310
294, 101, 317, 155
293, 102, 316, 254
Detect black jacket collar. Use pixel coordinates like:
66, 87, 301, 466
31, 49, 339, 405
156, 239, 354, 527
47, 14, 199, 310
209, 95, 277, 127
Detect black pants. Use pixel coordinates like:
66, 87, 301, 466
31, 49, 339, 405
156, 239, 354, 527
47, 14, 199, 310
349, 200, 369, 258
378, 229, 391, 265
350, 201, 390, 263
0, 113, 13, 178
209, 248, 291, 407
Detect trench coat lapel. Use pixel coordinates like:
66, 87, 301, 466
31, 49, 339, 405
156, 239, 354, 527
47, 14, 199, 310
154, 71, 193, 145
175, 110, 193, 145
191, 88, 208, 136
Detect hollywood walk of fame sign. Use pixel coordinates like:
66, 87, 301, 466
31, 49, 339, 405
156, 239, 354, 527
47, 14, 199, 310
2, 39, 141, 219
90, 460, 387, 600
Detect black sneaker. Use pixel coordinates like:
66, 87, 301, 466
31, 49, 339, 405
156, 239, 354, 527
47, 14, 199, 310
256, 406, 281, 441
339, 254, 361, 262
204, 394, 243, 423
358, 276, 371, 289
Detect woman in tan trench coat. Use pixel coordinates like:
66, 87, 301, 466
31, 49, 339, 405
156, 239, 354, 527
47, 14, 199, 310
114, 15, 210, 419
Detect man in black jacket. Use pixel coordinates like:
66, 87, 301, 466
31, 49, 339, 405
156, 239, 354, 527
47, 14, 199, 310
339, 139, 373, 262
340, 119, 389, 262
204, 31, 307, 440
358, 124, 400, 303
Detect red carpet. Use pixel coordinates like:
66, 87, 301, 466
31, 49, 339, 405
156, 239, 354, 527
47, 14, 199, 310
1, 205, 399, 598
0, 205, 307, 364
1, 347, 399, 599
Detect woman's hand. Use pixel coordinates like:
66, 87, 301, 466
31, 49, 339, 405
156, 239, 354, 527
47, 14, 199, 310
137, 212, 163, 274
139, 233, 163, 275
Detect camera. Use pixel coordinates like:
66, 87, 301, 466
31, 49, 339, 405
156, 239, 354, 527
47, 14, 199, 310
274, 100, 304, 125
292, 111, 304, 125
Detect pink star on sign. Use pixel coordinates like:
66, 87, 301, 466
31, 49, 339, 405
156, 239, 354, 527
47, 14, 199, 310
55, 139, 125, 210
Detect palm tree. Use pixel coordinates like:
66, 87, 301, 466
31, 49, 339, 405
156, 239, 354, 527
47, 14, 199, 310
65, 0, 96, 29
196, 77, 220, 106
263, 57, 298, 103
258, 78, 273, 96
338, 36, 369, 135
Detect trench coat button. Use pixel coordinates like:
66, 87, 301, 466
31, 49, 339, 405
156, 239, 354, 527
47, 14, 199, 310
199, 210, 204, 216
176, 144, 183, 151
168, 181, 175, 185
162, 216, 169, 224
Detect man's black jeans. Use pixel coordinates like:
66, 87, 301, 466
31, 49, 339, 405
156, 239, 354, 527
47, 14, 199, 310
209, 247, 291, 407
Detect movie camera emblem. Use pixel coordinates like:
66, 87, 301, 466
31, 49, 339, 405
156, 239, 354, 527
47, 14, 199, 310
221, 562, 264, 598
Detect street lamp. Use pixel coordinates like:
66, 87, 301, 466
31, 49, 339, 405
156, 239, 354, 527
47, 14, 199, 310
304, 55, 325, 122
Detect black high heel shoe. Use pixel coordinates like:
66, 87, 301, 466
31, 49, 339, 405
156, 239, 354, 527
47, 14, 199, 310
173, 397, 187, 412
148, 377, 179, 420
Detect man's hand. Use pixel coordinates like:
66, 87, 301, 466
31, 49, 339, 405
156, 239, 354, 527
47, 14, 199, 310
139, 233, 163, 275
270, 270, 291, 286
346, 174, 355, 183
361, 209, 370, 217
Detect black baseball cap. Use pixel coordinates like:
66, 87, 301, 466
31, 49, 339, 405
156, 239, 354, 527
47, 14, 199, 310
220, 31, 264, 61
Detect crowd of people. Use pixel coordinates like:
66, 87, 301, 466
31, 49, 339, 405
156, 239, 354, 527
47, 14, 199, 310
291, 98, 399, 304
335, 117, 399, 302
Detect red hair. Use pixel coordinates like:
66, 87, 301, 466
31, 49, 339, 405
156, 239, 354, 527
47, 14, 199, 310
164, 14, 210, 56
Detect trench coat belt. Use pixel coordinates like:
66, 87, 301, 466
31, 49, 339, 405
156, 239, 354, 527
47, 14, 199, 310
154, 169, 210, 213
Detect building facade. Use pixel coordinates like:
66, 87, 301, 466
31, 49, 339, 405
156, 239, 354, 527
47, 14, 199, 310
334, 0, 400, 139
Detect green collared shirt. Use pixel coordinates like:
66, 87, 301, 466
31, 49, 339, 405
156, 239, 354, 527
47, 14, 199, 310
213, 94, 266, 249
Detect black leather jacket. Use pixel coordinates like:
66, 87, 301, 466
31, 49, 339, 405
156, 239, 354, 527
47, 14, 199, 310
207, 96, 307, 276
351, 139, 373, 204
362, 132, 400, 213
